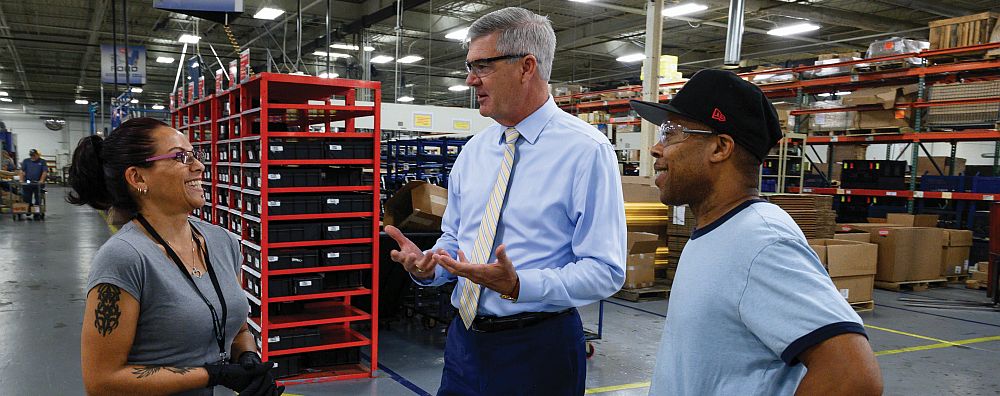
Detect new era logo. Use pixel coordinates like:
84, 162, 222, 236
711, 108, 727, 122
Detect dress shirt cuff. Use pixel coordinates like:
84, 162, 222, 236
514, 269, 544, 303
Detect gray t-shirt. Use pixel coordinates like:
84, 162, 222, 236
86, 218, 250, 396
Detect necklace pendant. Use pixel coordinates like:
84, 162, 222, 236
191, 268, 204, 278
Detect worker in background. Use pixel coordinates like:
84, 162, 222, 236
385, 7, 626, 395
0, 150, 16, 192
19, 149, 47, 207
68, 118, 282, 396
630, 70, 883, 395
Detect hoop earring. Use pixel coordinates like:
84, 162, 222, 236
137, 186, 148, 195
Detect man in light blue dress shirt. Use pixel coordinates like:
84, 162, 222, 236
385, 6, 626, 396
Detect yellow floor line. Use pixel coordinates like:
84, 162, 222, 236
864, 324, 952, 344
875, 335, 1000, 357
97, 210, 119, 234
585, 381, 651, 394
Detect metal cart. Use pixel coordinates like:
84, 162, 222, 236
12, 180, 45, 221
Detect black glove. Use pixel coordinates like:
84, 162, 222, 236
203, 361, 271, 392
238, 369, 285, 396
237, 351, 263, 370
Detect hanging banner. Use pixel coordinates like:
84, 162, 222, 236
100, 45, 147, 85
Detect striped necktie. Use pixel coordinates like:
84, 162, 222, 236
458, 127, 520, 329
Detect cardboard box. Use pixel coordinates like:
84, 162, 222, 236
834, 231, 871, 243
854, 109, 911, 129
808, 239, 878, 277
869, 227, 945, 282
837, 223, 907, 234
12, 202, 28, 213
383, 181, 448, 231
940, 229, 974, 275
832, 275, 875, 303
886, 213, 940, 228
623, 232, 661, 289
974, 261, 990, 273
970, 270, 989, 282
916, 156, 966, 176
843, 85, 918, 109
621, 176, 661, 203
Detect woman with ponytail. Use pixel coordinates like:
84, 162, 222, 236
69, 118, 282, 396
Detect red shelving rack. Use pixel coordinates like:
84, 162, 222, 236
172, 72, 381, 385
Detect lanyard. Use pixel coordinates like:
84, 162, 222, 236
135, 214, 230, 363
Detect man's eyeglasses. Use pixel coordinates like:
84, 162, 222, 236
465, 54, 529, 78
658, 120, 715, 146
145, 150, 204, 165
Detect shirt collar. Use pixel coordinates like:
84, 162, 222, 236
497, 96, 558, 145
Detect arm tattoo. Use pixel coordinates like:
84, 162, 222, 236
132, 366, 195, 378
94, 284, 122, 336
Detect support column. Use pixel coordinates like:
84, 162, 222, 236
638, 0, 664, 177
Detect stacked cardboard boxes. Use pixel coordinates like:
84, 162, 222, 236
768, 194, 837, 239
809, 239, 878, 303
621, 177, 669, 288
941, 229, 974, 276
837, 223, 944, 282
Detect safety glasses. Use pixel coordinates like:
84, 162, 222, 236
465, 54, 529, 78
658, 120, 715, 146
144, 150, 204, 165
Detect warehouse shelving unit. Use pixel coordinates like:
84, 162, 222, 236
761, 133, 808, 194
382, 137, 468, 195
173, 72, 381, 385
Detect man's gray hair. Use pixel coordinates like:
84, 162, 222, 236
468, 7, 556, 81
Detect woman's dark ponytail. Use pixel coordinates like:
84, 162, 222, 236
67, 135, 111, 210
66, 117, 166, 217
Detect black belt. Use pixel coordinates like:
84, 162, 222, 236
470, 308, 575, 333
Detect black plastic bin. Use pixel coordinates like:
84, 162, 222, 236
244, 169, 261, 189
245, 195, 261, 217
319, 245, 372, 266
323, 193, 373, 213
267, 249, 319, 270
269, 221, 324, 242
248, 223, 261, 244
268, 327, 322, 351
245, 249, 261, 272
268, 139, 325, 160
267, 195, 324, 215
244, 140, 261, 162
308, 347, 361, 367
272, 355, 305, 378
322, 220, 372, 240
323, 140, 373, 159
323, 270, 364, 290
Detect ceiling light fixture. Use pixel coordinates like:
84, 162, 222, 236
318, 72, 339, 79
130, 87, 143, 93
130, 98, 139, 104
156, 56, 175, 64
364, 46, 375, 52
398, 95, 415, 102
151, 104, 165, 110
253, 7, 284, 20
616, 53, 646, 63
313, 51, 350, 58
0, 98, 12, 103
398, 55, 423, 64
75, 99, 88, 105
370, 55, 394, 64
767, 22, 820, 36
0, 92, 7, 96
331, 43, 359, 50
178, 34, 201, 44
448, 85, 470, 92
446, 27, 470, 41
663, 3, 708, 17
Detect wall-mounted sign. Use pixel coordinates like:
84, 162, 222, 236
414, 113, 432, 129
452, 119, 470, 131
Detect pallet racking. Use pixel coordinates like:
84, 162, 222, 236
173, 72, 381, 385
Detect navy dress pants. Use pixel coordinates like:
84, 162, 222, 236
437, 309, 586, 396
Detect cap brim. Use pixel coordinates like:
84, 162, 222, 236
628, 99, 698, 126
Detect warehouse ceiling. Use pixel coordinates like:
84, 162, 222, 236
0, 0, 997, 111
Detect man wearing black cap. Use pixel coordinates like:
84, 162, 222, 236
20, 149, 47, 211
631, 70, 882, 395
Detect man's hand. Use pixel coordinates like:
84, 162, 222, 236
434, 245, 519, 298
385, 225, 437, 280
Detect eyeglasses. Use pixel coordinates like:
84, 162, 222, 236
145, 150, 204, 165
464, 54, 529, 78
658, 120, 715, 146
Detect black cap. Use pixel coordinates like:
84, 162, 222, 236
29, 149, 38, 155
629, 69, 782, 161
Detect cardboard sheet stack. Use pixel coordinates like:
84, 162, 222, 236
768, 194, 837, 239
664, 205, 697, 280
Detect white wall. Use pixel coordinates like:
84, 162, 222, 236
1, 107, 90, 170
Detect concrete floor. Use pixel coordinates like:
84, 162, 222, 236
2, 186, 999, 395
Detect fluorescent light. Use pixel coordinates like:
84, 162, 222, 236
569, 0, 594, 2
151, 104, 165, 110
817, 93, 832, 98
767, 23, 820, 37
835, 91, 852, 96
364, 46, 375, 52
178, 34, 201, 44
663, 3, 708, 17
0, 91, 7, 96
398, 95, 415, 102
156, 56, 175, 64
448, 85, 470, 92
318, 72, 339, 79
446, 27, 469, 41
331, 43, 359, 50
616, 53, 646, 63
74, 99, 88, 105
289, 71, 307, 76
0, 98, 11, 103
130, 99, 139, 104
404, 83, 415, 87
130, 87, 143, 93
398, 55, 423, 64
253, 7, 284, 20
370, 55, 394, 64
313, 51, 350, 58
